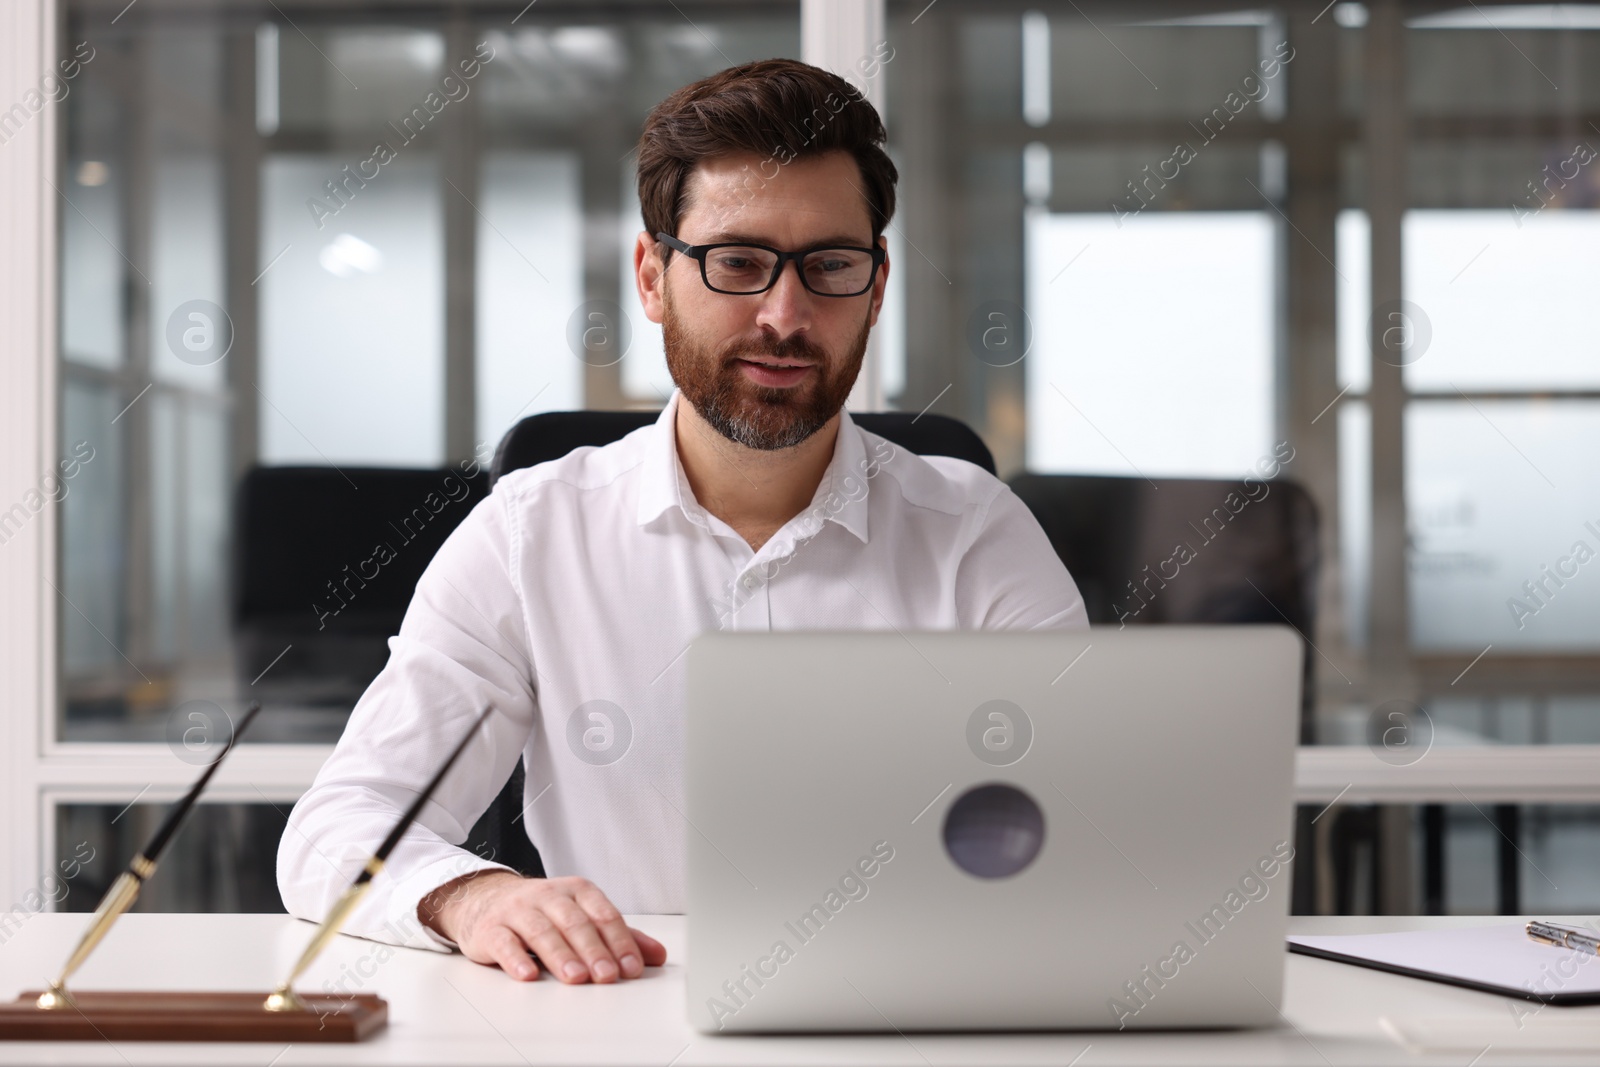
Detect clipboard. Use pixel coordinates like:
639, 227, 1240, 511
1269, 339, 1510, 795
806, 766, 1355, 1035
1288, 924, 1600, 1006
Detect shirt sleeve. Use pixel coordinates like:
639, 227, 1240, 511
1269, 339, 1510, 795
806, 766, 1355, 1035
276, 483, 538, 952
957, 483, 1090, 632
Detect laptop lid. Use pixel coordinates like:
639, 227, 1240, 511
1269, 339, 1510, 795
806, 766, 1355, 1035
685, 626, 1302, 1033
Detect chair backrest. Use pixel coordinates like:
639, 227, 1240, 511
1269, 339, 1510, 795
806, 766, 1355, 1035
490, 409, 996, 484
232, 465, 488, 733
1007, 472, 1320, 740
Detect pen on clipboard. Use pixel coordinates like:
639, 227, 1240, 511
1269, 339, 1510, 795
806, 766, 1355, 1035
1526, 921, 1600, 955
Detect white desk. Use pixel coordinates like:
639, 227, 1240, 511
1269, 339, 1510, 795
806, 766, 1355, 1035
4, 914, 1600, 1065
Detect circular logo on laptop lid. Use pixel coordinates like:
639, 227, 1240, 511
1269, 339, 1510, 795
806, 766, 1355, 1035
942, 783, 1046, 879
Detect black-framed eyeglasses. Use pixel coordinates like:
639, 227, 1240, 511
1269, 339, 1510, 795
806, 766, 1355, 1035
656, 232, 885, 297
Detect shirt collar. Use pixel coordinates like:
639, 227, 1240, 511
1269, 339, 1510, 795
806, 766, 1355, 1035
635, 392, 698, 529
800, 405, 871, 545
635, 389, 872, 545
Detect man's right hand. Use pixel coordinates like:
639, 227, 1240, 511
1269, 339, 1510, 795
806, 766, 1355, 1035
419, 870, 667, 983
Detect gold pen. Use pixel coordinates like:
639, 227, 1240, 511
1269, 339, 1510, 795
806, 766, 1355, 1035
1527, 920, 1600, 955
265, 705, 494, 1012
38, 702, 262, 1010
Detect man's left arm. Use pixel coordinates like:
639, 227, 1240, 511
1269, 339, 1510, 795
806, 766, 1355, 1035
956, 484, 1089, 631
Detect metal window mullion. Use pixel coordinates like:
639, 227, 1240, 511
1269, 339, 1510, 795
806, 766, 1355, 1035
1364, 0, 1411, 693
579, 81, 626, 410
1364, 0, 1414, 917
442, 14, 480, 462
1281, 7, 1346, 916
894, 4, 960, 431
224, 28, 261, 484
1282, 5, 1347, 719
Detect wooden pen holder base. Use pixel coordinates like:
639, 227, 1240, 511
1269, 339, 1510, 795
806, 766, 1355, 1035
0, 990, 387, 1042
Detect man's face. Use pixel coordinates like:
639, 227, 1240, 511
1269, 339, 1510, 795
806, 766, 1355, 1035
637, 149, 889, 451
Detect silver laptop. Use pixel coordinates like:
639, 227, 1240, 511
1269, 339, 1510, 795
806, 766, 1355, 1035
684, 626, 1302, 1033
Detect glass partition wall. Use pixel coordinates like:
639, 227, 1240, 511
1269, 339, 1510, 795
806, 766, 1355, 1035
49, 0, 802, 911
35, 0, 1600, 913
879, 0, 1600, 915
1326, 2, 1600, 914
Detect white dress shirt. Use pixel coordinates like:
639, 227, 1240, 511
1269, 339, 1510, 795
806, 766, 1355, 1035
277, 390, 1087, 951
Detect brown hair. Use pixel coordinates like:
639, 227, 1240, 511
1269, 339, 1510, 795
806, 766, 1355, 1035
635, 58, 898, 248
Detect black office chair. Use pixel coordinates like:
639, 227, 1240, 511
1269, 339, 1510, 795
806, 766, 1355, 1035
488, 409, 996, 481
462, 408, 998, 877
1006, 473, 1320, 731
232, 463, 552, 878
233, 466, 488, 740
1006, 471, 1323, 911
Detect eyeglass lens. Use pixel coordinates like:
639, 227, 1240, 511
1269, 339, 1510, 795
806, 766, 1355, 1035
702, 246, 876, 295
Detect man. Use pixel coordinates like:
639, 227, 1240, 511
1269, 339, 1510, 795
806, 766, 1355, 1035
278, 58, 1086, 987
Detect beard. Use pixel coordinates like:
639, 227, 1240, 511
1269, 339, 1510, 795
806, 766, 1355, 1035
662, 287, 870, 452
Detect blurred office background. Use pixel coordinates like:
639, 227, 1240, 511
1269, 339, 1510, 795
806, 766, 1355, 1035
14, 0, 1600, 916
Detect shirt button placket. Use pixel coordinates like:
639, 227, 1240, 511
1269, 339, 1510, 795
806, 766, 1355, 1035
732, 569, 771, 632
752, 569, 773, 630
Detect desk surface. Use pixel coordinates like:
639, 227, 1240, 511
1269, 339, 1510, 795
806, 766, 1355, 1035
3, 913, 1599, 1065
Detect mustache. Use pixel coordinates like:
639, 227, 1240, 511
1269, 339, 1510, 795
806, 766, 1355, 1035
720, 334, 828, 366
